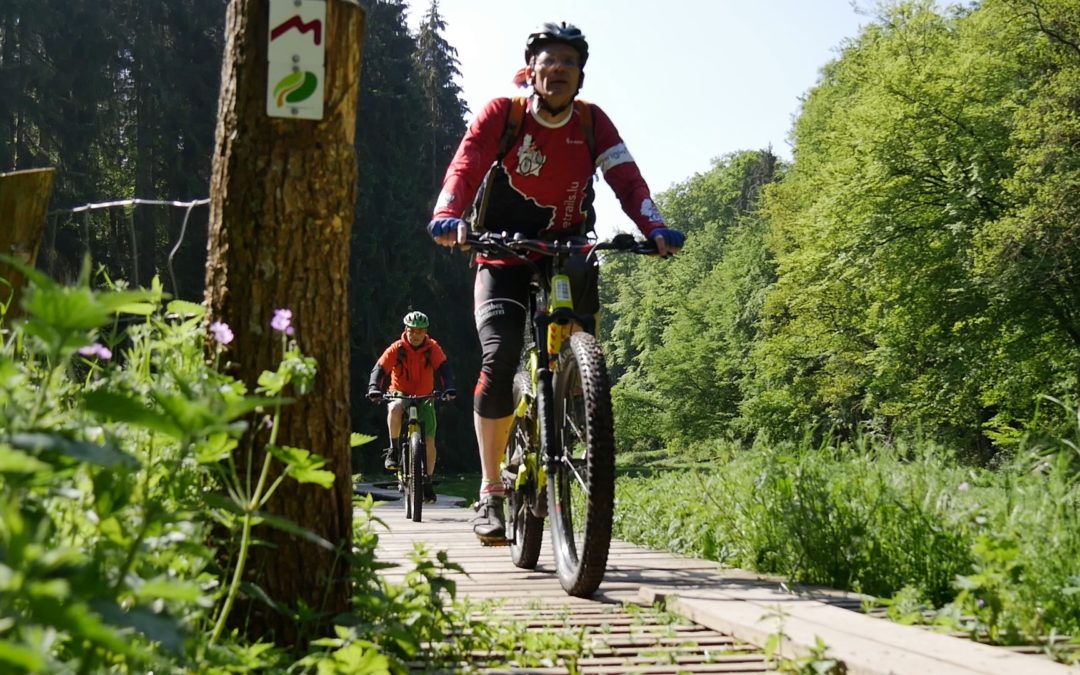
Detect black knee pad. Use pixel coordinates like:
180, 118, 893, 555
474, 299, 526, 418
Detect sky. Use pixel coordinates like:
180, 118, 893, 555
407, 0, 873, 234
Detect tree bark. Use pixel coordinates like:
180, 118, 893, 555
0, 168, 55, 317
204, 0, 364, 645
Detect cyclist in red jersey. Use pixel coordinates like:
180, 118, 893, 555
428, 22, 685, 542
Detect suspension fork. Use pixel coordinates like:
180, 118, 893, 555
533, 310, 561, 471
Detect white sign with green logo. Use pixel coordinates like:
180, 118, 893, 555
266, 0, 326, 120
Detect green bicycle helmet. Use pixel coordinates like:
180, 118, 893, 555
403, 311, 429, 329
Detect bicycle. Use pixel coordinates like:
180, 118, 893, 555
463, 231, 657, 597
379, 391, 446, 523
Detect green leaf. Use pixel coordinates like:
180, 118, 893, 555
256, 369, 287, 396
25, 286, 111, 334
82, 391, 184, 439
90, 599, 185, 655
195, 433, 238, 465
0, 445, 51, 474
0, 639, 46, 671
350, 433, 376, 448
266, 445, 334, 488
27, 594, 133, 657
165, 300, 205, 318
4, 432, 137, 468
134, 577, 205, 604
97, 289, 159, 314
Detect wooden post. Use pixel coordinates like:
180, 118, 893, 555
0, 168, 56, 317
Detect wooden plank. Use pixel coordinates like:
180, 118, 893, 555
0, 168, 55, 317
643, 587, 1078, 675
370, 490, 1075, 675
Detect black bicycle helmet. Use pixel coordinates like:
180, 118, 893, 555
524, 21, 589, 68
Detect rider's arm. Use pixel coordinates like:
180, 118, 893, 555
432, 98, 511, 219
428, 341, 456, 393
589, 104, 667, 238
435, 361, 455, 394
368, 344, 396, 394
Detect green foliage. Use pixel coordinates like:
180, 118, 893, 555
613, 430, 1080, 657
0, 268, 621, 671
604, 150, 780, 451
601, 0, 1080, 461
348, 0, 477, 471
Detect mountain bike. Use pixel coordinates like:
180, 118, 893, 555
382, 392, 445, 523
464, 232, 657, 597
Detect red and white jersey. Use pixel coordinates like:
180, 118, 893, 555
434, 96, 666, 264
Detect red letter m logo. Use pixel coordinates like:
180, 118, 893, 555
271, 16, 323, 45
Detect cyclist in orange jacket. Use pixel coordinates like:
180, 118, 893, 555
368, 311, 456, 503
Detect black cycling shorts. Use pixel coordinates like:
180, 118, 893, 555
472, 257, 599, 418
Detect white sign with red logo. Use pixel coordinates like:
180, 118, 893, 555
266, 0, 326, 120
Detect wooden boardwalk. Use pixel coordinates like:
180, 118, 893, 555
364, 485, 1079, 674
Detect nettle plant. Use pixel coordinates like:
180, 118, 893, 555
0, 260, 334, 672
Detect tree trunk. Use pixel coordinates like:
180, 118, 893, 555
0, 168, 55, 317
204, 0, 364, 645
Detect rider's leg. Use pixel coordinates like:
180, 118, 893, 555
475, 413, 513, 491
425, 435, 436, 476
473, 264, 529, 500
418, 401, 438, 477
471, 265, 531, 540
384, 400, 406, 470
387, 402, 404, 440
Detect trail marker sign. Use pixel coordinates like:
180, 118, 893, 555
267, 0, 326, 120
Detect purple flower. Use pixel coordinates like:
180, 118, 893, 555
271, 308, 293, 333
976, 598, 985, 608
958, 482, 970, 492
78, 343, 113, 360
209, 321, 234, 345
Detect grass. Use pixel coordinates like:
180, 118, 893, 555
610, 435, 1080, 662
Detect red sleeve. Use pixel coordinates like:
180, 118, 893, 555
432, 98, 510, 219
589, 104, 667, 237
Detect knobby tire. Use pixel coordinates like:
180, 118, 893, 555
401, 437, 412, 520
409, 430, 424, 522
547, 331, 614, 597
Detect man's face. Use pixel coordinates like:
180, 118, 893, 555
405, 326, 427, 347
530, 43, 581, 110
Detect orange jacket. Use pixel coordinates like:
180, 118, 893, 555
368, 333, 453, 396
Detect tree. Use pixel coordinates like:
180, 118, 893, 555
414, 0, 468, 194
204, 0, 364, 644
347, 0, 477, 471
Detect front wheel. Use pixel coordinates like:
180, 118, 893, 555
547, 331, 615, 597
507, 372, 543, 569
408, 430, 425, 522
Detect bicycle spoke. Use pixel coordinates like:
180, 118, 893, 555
561, 454, 590, 493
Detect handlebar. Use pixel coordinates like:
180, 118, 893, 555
460, 231, 658, 260
375, 391, 452, 403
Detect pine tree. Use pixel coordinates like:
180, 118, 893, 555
413, 0, 467, 194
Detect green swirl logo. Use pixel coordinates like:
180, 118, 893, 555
273, 71, 319, 107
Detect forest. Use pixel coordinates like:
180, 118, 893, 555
2, 0, 1080, 670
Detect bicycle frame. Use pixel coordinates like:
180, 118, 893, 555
465, 231, 656, 595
